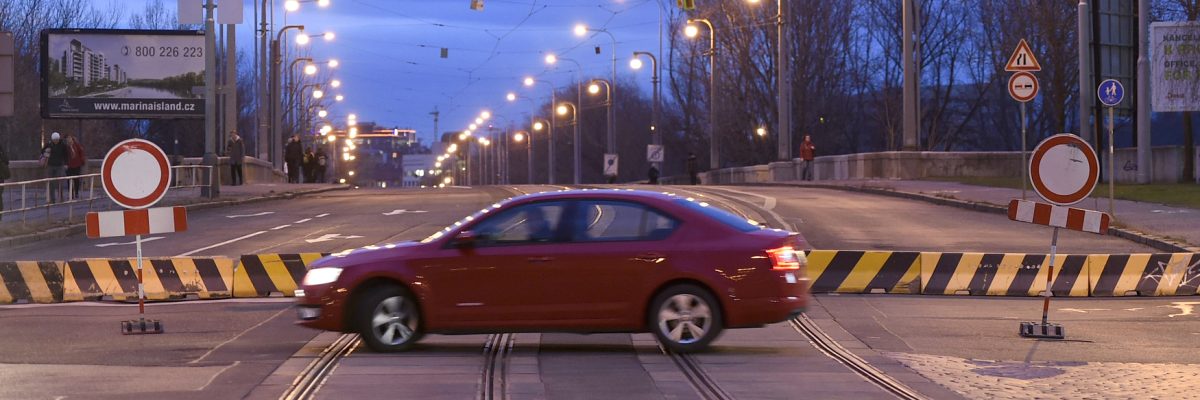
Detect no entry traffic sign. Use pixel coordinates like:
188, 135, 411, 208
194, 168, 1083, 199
1029, 134, 1099, 206
101, 139, 172, 209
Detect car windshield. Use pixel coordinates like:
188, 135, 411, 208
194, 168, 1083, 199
674, 198, 762, 232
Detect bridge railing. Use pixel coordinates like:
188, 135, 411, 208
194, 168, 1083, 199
0, 165, 212, 227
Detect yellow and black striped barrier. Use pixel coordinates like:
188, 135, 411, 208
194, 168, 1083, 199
62, 258, 236, 301
919, 252, 1090, 297
806, 250, 921, 294
0, 261, 65, 303
232, 253, 327, 298
1088, 253, 1200, 297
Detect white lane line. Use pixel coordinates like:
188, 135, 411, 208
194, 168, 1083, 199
226, 211, 274, 219
189, 307, 291, 364
95, 236, 165, 247
294, 218, 312, 224
315, 213, 330, 218
271, 224, 291, 230
196, 361, 241, 390
175, 231, 267, 257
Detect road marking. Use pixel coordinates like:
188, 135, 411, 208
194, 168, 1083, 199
190, 307, 292, 364
226, 211, 274, 219
294, 218, 312, 224
315, 213, 330, 218
1166, 302, 1200, 318
196, 361, 241, 390
305, 233, 364, 243
1059, 308, 1110, 313
95, 236, 164, 247
175, 231, 267, 257
271, 224, 291, 230
710, 187, 777, 210
383, 209, 429, 216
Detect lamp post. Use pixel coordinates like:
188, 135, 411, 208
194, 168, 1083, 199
748, 0, 791, 160
586, 79, 613, 178
631, 51, 660, 170
524, 77, 557, 184
575, 24, 619, 179
686, 18, 717, 170
271, 24, 305, 170
545, 54, 585, 184
556, 101, 579, 174
513, 130, 529, 184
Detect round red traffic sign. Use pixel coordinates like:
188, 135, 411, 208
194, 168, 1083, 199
1008, 72, 1039, 103
1029, 134, 1098, 206
101, 139, 171, 209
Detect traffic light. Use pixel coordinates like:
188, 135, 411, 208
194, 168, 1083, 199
677, 0, 695, 11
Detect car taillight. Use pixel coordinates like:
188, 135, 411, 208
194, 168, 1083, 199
766, 246, 802, 270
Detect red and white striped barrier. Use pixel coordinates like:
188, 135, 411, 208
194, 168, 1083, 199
86, 207, 188, 238
1007, 199, 1109, 235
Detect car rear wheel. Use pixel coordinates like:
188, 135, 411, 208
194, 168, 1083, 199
649, 284, 723, 353
356, 286, 423, 352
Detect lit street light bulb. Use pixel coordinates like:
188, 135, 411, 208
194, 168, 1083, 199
312, 89, 324, 99
335, 95, 344, 102
533, 121, 544, 131
557, 105, 568, 115
348, 113, 357, 120
513, 132, 526, 142
475, 118, 483, 125
506, 92, 517, 101
544, 54, 557, 64
318, 110, 328, 118
331, 80, 341, 88
318, 0, 331, 7
469, 124, 477, 130
328, 59, 339, 68
573, 24, 588, 37
588, 84, 600, 94
296, 34, 310, 45
756, 127, 767, 137
630, 57, 643, 70
323, 32, 336, 41
348, 127, 358, 137
523, 77, 535, 87
285, 0, 300, 11
304, 64, 318, 75
684, 25, 699, 38
480, 111, 491, 119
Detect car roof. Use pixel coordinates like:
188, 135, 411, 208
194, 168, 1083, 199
505, 188, 682, 204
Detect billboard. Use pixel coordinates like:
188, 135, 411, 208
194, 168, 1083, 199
40, 29, 204, 119
1151, 22, 1200, 112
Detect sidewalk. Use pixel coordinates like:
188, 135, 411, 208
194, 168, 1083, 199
775, 179, 1200, 252
0, 183, 348, 248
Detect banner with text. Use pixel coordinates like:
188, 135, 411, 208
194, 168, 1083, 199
1152, 22, 1200, 112
40, 29, 204, 119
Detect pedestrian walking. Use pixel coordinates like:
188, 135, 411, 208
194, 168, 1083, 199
302, 147, 316, 183
226, 130, 245, 186
285, 134, 302, 183
799, 135, 816, 181
65, 135, 86, 199
0, 143, 10, 221
686, 152, 700, 185
41, 132, 69, 203
647, 164, 659, 184
315, 147, 328, 183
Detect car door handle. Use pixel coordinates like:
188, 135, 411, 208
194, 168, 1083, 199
527, 256, 554, 263
633, 253, 666, 263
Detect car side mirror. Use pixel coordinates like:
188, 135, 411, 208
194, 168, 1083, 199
453, 231, 478, 248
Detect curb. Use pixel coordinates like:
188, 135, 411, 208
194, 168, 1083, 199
0, 185, 350, 249
742, 182, 1199, 253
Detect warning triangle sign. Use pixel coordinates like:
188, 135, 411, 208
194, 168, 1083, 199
1005, 39, 1041, 72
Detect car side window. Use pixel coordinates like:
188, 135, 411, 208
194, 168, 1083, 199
470, 202, 567, 246
573, 200, 678, 242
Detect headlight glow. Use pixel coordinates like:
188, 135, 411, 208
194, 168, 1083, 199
302, 267, 343, 286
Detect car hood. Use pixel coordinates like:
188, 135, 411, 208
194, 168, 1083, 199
310, 241, 426, 268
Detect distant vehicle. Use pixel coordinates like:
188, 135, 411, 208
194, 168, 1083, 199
295, 190, 810, 352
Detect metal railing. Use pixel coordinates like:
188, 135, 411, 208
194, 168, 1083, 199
0, 165, 213, 227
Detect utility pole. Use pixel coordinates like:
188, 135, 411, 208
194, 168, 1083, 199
1136, 0, 1151, 184
1078, 0, 1094, 143
258, 0, 269, 160
776, 0, 792, 160
202, 0, 220, 197
902, 0, 920, 151
223, 24, 237, 160
430, 107, 439, 144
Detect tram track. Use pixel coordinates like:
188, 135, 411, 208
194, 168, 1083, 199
479, 333, 516, 400
279, 333, 360, 400
659, 344, 734, 400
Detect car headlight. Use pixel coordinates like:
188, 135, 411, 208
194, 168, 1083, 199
302, 267, 343, 286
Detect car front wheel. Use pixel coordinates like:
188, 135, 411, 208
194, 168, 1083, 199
356, 286, 423, 352
649, 284, 723, 353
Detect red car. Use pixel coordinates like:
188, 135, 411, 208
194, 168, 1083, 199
295, 190, 809, 352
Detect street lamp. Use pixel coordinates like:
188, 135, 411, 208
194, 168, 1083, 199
335, 94, 344, 102
544, 54, 585, 183
523, 77, 558, 184
686, 18, 718, 170
271, 24, 306, 169
573, 23, 619, 179
632, 51, 661, 170
318, 109, 328, 118
330, 79, 341, 88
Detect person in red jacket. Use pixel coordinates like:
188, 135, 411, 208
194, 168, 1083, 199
799, 135, 816, 181
65, 135, 86, 200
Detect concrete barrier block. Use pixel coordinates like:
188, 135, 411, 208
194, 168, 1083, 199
1087, 253, 1200, 296
919, 252, 1089, 296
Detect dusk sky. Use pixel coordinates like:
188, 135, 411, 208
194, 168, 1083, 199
153, 0, 672, 145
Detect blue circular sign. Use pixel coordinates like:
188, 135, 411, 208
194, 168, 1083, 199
1097, 79, 1124, 107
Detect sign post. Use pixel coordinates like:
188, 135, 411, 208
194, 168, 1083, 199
1097, 79, 1124, 216
90, 139, 184, 335
1006, 39, 1041, 200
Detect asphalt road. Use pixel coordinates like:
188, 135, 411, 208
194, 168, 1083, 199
0, 184, 1188, 400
